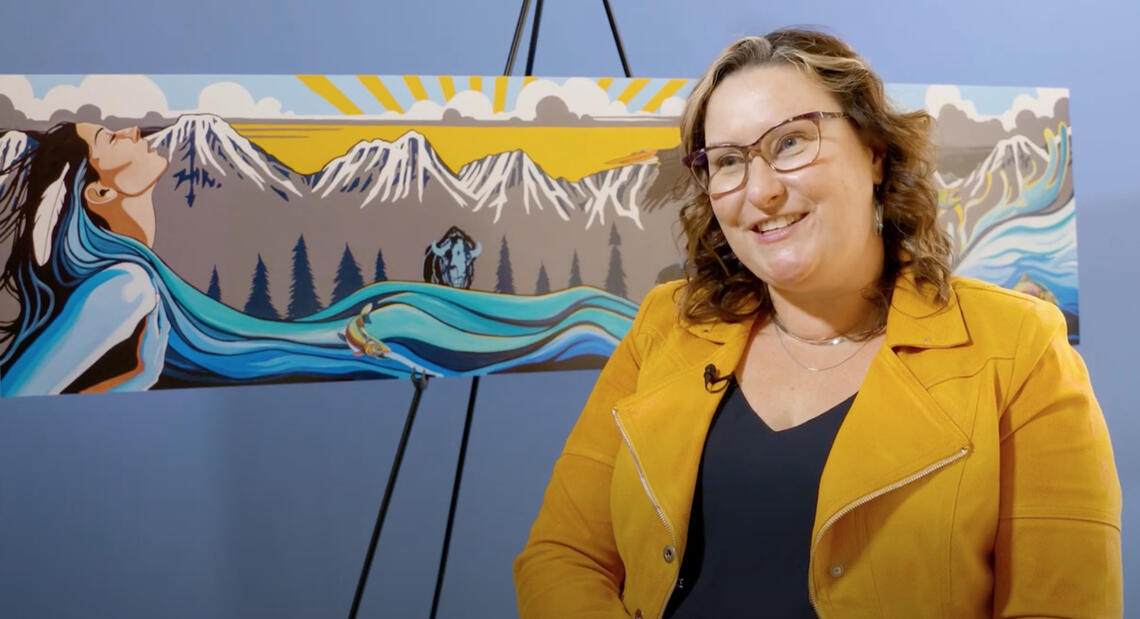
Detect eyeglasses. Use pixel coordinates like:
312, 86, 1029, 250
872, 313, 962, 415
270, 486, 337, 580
683, 111, 849, 198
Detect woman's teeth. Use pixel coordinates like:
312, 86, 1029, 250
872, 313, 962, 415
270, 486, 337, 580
758, 213, 804, 233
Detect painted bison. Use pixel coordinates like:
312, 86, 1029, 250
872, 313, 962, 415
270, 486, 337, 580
423, 226, 482, 289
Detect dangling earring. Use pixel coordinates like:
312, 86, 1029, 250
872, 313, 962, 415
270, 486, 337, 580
872, 185, 884, 236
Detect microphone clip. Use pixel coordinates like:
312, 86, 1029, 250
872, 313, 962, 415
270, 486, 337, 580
703, 363, 732, 393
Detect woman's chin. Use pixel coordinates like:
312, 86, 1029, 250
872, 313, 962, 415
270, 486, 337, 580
754, 261, 817, 292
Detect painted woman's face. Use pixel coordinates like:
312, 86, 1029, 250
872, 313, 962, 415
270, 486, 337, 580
75, 123, 167, 196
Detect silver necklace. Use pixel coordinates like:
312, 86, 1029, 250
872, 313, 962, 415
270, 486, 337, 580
773, 322, 875, 372
770, 312, 848, 346
770, 307, 887, 346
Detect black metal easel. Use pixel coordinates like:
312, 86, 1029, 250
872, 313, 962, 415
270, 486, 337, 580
348, 2, 633, 616
348, 370, 429, 618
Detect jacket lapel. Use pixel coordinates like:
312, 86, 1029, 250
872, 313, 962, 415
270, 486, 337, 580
613, 318, 753, 538
813, 276, 973, 540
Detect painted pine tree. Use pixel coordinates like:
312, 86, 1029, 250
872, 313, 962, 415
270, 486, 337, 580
206, 266, 222, 301
332, 244, 364, 304
244, 255, 279, 320
495, 235, 515, 294
605, 224, 627, 298
568, 250, 582, 287
288, 235, 321, 319
374, 248, 387, 282
535, 262, 550, 294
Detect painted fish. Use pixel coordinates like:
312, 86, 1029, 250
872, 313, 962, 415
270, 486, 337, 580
1012, 273, 1059, 306
338, 302, 391, 359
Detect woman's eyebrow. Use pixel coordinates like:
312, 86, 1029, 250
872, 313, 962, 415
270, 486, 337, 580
94, 128, 107, 144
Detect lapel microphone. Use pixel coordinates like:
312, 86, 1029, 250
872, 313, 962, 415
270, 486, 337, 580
703, 363, 733, 392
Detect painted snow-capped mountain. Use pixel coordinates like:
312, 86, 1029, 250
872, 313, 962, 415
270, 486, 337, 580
572, 163, 657, 230
936, 134, 1049, 197
934, 132, 1069, 256
307, 130, 469, 208
0, 130, 28, 168
148, 114, 305, 206
0, 131, 29, 197
458, 149, 577, 223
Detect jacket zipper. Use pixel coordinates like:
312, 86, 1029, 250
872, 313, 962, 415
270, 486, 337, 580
807, 445, 970, 618
612, 407, 679, 619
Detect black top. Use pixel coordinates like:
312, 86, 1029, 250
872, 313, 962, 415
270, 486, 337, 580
664, 382, 854, 618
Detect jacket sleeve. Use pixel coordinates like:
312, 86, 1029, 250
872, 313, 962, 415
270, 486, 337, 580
513, 287, 668, 619
993, 302, 1122, 618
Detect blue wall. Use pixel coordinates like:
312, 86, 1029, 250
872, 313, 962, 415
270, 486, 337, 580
2, 1, 1136, 617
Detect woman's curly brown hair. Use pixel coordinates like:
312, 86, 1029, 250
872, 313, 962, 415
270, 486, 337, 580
677, 28, 951, 324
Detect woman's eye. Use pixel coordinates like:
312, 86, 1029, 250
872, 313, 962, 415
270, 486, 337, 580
773, 132, 809, 154
715, 153, 744, 168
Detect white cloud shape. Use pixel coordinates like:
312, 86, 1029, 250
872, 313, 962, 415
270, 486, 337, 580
197, 82, 288, 118
925, 85, 1068, 131
419, 79, 664, 122
0, 76, 292, 121
658, 96, 687, 117
0, 75, 36, 115
0, 74, 169, 120
445, 90, 496, 119
398, 99, 446, 120
515, 78, 619, 120
376, 90, 497, 121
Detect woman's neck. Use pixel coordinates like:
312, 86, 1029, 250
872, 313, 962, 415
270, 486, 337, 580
766, 280, 884, 340
96, 189, 157, 248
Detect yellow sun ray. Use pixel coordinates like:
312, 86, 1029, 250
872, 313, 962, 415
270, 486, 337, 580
469, 76, 483, 93
616, 78, 650, 104
297, 75, 363, 115
439, 76, 456, 101
357, 76, 404, 113
403, 75, 429, 101
523, 76, 537, 87
494, 76, 509, 113
640, 78, 688, 113
596, 77, 614, 91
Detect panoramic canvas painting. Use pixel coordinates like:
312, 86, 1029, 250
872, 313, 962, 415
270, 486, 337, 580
0, 75, 1076, 396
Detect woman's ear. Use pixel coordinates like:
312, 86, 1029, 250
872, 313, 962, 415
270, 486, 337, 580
872, 149, 885, 186
84, 181, 118, 207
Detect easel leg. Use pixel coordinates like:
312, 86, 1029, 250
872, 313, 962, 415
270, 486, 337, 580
348, 372, 429, 619
429, 376, 479, 618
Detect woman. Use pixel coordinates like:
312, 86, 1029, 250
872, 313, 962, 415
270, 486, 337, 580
514, 29, 1120, 618
1, 122, 171, 393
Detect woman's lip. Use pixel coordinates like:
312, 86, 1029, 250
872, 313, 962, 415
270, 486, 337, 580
750, 213, 808, 243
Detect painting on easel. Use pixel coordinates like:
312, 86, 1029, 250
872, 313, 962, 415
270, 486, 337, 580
0, 75, 1077, 396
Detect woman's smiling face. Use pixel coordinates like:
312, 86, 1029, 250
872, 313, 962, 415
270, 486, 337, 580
703, 63, 884, 299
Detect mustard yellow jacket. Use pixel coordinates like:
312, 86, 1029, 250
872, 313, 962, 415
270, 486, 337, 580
514, 275, 1121, 619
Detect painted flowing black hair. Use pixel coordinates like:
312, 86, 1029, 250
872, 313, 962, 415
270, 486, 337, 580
0, 123, 102, 364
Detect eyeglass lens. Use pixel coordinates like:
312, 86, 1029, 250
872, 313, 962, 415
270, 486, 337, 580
698, 118, 822, 195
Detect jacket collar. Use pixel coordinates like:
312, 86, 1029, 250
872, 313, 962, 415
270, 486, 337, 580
883, 273, 968, 349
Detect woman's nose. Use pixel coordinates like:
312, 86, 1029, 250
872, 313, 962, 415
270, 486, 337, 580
743, 156, 785, 210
